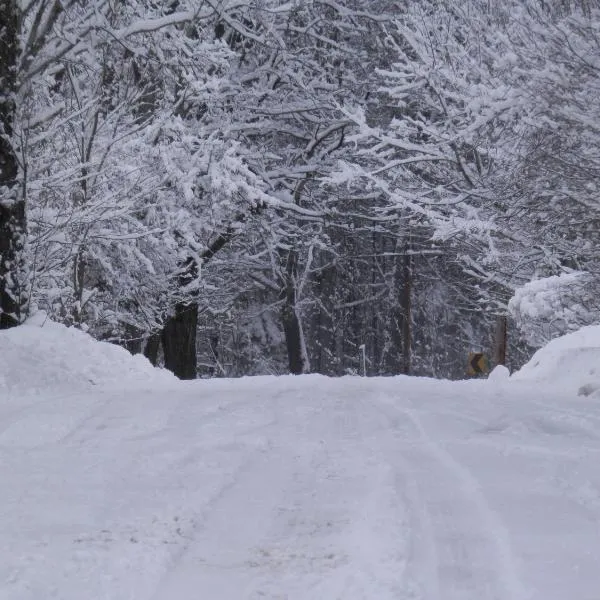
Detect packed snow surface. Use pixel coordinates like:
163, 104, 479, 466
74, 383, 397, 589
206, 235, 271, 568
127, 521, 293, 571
2, 318, 600, 599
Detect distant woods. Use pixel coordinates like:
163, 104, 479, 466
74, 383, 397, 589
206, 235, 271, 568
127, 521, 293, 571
1, 0, 599, 378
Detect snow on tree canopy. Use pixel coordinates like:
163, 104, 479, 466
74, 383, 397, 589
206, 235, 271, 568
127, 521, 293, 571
508, 272, 598, 348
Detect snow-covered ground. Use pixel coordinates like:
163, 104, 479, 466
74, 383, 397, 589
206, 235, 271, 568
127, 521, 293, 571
2, 318, 600, 599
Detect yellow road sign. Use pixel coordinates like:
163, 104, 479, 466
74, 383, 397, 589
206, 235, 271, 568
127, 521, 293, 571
467, 352, 489, 376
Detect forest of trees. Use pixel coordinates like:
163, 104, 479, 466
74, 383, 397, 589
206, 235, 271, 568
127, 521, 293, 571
1, 0, 599, 379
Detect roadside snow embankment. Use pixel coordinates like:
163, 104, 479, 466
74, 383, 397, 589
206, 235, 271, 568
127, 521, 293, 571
0, 312, 172, 398
512, 324, 600, 397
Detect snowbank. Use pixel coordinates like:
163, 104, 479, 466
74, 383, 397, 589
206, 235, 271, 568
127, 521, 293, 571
0, 312, 173, 398
512, 324, 600, 396
487, 364, 510, 382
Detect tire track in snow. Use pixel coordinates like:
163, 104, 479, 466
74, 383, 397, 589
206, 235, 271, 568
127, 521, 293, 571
145, 391, 290, 599
150, 389, 415, 600
374, 398, 528, 600
365, 399, 441, 600
148, 439, 276, 600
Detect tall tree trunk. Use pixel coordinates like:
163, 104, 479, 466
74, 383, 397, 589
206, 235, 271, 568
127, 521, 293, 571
401, 243, 412, 375
280, 176, 312, 375
282, 304, 304, 374
161, 228, 241, 379
314, 262, 336, 374
162, 302, 198, 379
161, 254, 200, 379
0, 0, 28, 329
280, 251, 308, 375
143, 332, 161, 366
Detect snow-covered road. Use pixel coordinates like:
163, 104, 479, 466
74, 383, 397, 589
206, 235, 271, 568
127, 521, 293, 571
2, 375, 600, 600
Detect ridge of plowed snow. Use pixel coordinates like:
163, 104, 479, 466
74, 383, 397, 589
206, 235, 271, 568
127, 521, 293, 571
512, 324, 600, 395
0, 312, 173, 397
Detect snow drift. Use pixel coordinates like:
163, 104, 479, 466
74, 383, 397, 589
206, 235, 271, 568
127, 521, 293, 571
3, 308, 600, 402
512, 324, 600, 397
0, 312, 172, 398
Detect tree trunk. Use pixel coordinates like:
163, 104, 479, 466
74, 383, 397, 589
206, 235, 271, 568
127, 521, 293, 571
161, 253, 200, 379
162, 302, 198, 379
160, 227, 242, 379
0, 0, 27, 330
282, 303, 304, 375
280, 251, 307, 375
401, 243, 412, 375
143, 332, 161, 366
314, 263, 336, 374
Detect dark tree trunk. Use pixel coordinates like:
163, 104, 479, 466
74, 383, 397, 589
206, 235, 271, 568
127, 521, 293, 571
0, 198, 26, 329
161, 254, 200, 379
400, 243, 412, 375
143, 332, 161, 366
161, 228, 241, 379
390, 305, 404, 373
282, 303, 304, 375
280, 251, 306, 375
279, 176, 311, 376
313, 262, 336, 374
162, 302, 198, 379
494, 315, 507, 367
0, 0, 27, 330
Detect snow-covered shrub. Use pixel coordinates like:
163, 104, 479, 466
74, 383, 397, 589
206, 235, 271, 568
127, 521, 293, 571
508, 272, 598, 348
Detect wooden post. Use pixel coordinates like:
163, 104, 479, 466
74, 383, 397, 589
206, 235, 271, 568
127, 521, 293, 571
494, 315, 508, 366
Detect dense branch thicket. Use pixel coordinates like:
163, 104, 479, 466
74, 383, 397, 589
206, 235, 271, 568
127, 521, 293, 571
1, 0, 599, 378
